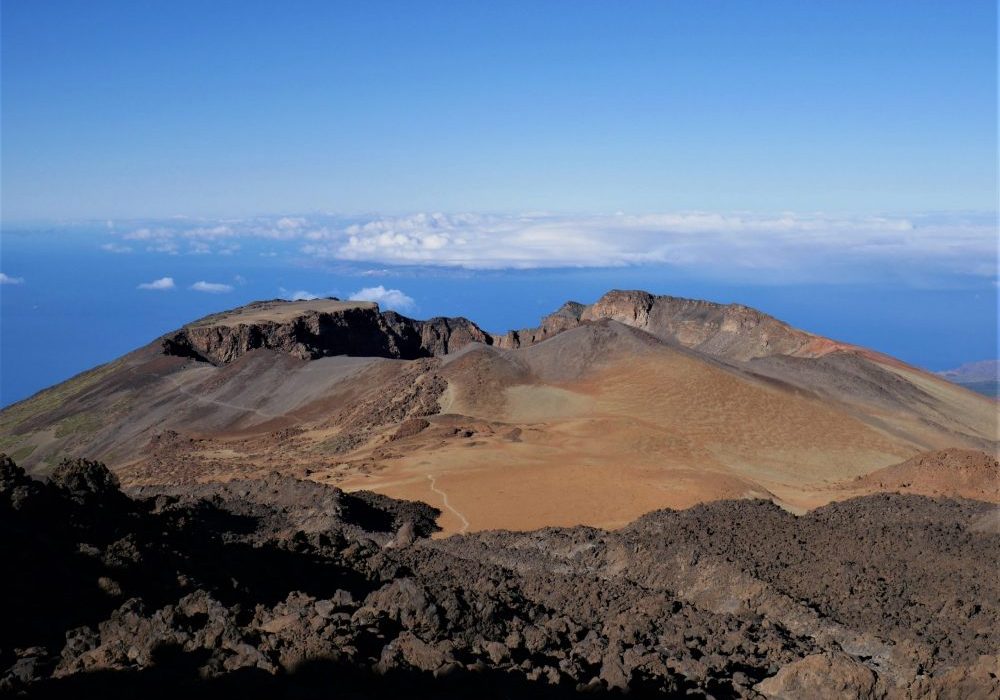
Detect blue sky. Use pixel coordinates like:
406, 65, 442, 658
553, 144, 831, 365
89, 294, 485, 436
1, 1, 997, 405
3, 1, 996, 218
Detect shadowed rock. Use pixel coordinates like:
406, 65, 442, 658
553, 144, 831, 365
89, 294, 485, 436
161, 299, 496, 365
1, 453, 997, 698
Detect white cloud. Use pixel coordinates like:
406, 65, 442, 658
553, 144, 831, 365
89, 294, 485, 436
349, 285, 415, 311
276, 216, 307, 230
147, 241, 179, 254
182, 224, 235, 240
277, 286, 321, 301
137, 276, 176, 291
0, 273, 25, 285
124, 227, 173, 241
100, 243, 133, 254
191, 281, 234, 293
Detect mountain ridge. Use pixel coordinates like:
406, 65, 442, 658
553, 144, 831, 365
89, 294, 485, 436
0, 289, 995, 534
158, 289, 906, 369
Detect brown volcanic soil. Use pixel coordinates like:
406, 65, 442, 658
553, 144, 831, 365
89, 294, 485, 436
836, 448, 1000, 501
336, 324, 996, 533
3, 454, 997, 698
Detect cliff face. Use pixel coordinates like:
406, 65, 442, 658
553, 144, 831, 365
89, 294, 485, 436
164, 304, 407, 363
162, 300, 495, 365
582, 289, 656, 327
160, 291, 825, 366
415, 316, 493, 356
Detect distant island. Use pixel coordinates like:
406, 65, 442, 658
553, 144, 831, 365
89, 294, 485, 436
939, 359, 999, 398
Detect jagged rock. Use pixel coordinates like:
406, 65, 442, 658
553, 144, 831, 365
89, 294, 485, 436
599, 649, 631, 691
377, 631, 454, 673
583, 289, 656, 327
911, 654, 1000, 700
49, 458, 122, 504
755, 652, 880, 699
0, 453, 43, 511
494, 300, 588, 348
384, 520, 418, 549
357, 578, 441, 635
390, 418, 431, 441
0, 454, 29, 491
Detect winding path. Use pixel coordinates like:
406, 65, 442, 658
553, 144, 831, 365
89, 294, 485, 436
427, 474, 470, 534
163, 373, 281, 420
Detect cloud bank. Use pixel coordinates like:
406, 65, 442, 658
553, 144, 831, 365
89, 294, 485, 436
102, 211, 997, 282
137, 277, 175, 290
314, 212, 995, 276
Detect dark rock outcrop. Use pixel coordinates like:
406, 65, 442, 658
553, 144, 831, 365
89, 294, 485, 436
162, 300, 496, 365
2, 453, 997, 698
49, 457, 123, 505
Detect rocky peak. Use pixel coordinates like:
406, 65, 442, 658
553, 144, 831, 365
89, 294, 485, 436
498, 290, 814, 362
550, 301, 587, 319
581, 289, 656, 326
494, 300, 588, 349
417, 316, 493, 356
574, 290, 815, 362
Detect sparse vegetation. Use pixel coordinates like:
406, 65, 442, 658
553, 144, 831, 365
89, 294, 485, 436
8, 444, 35, 462
54, 412, 102, 439
0, 360, 121, 433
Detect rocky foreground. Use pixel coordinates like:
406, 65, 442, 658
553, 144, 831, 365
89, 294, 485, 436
2, 455, 997, 699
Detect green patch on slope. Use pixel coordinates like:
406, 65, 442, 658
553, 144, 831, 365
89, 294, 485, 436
0, 359, 123, 435
8, 444, 36, 462
53, 413, 102, 438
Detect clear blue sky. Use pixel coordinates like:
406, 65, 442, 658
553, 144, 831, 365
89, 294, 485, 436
2, 0, 996, 219
0, 2, 997, 406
